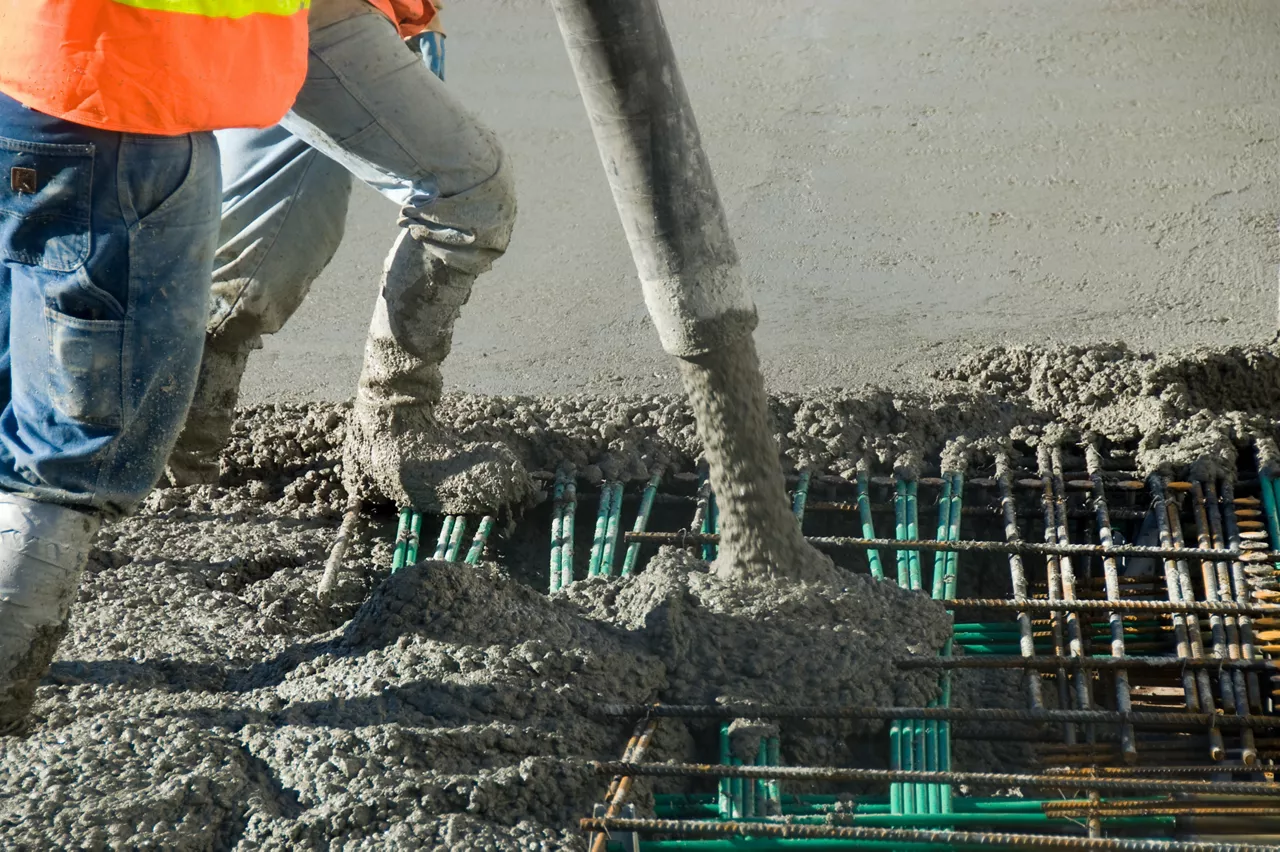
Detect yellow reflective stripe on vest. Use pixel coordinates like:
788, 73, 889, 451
110, 0, 308, 19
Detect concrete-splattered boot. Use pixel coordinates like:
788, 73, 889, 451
0, 494, 100, 735
165, 338, 256, 486
342, 228, 534, 514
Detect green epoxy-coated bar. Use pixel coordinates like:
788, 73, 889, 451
743, 752, 757, 818
731, 758, 744, 819
792, 470, 812, 525
391, 507, 412, 573
703, 490, 720, 561
889, 721, 902, 815
941, 472, 962, 815
601, 482, 624, 576
718, 724, 731, 818
755, 739, 769, 816
622, 472, 663, 576
906, 480, 922, 591
562, 481, 577, 589
431, 514, 452, 560
466, 516, 494, 565
656, 795, 1169, 812
550, 476, 566, 592
856, 472, 884, 579
641, 813, 1168, 828
894, 480, 909, 587
1261, 472, 1280, 562
444, 515, 467, 561
635, 841, 954, 851
932, 476, 953, 600
767, 737, 781, 811
943, 473, 964, 600
588, 483, 613, 576
405, 511, 423, 564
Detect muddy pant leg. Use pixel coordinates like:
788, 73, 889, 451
167, 125, 353, 484
278, 11, 527, 512
0, 93, 218, 730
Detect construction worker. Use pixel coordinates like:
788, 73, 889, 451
165, 0, 535, 515
0, 0, 310, 733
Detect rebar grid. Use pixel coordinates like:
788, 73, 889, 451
572, 438, 1280, 848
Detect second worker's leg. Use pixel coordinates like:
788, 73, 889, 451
284, 11, 532, 514
166, 125, 354, 485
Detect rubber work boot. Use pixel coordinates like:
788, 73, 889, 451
342, 229, 535, 514
0, 493, 100, 735
165, 338, 256, 486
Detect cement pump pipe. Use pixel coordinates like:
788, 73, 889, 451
549, 0, 824, 582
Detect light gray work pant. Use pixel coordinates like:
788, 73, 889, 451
209, 11, 514, 351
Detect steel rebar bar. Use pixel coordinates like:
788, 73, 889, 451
1086, 440, 1136, 761
588, 761, 1280, 796
593, 703, 1280, 729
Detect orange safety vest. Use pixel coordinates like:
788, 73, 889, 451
0, 0, 310, 136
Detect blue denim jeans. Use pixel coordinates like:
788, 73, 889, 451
0, 93, 220, 518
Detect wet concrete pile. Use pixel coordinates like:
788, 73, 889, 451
0, 401, 947, 850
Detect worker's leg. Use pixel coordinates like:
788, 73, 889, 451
281, 10, 530, 512
0, 93, 219, 732
166, 126, 353, 484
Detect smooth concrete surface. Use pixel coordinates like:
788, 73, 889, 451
240, 0, 1280, 403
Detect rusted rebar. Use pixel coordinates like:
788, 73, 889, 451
588, 761, 1280, 796
1224, 480, 1265, 716
895, 655, 1279, 672
1195, 481, 1258, 764
1150, 475, 1223, 761
621, 530, 1280, 563
943, 599, 1280, 616
578, 816, 1276, 850
1084, 439, 1137, 762
588, 715, 659, 852
996, 454, 1045, 711
1039, 445, 1088, 744
593, 703, 1280, 729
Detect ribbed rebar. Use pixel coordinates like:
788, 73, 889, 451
1039, 445, 1084, 744
1150, 475, 1222, 761
895, 655, 1279, 672
1086, 439, 1136, 761
593, 703, 1280, 729
943, 599, 1280, 615
1194, 481, 1257, 764
620, 531, 1280, 562
588, 715, 660, 852
1223, 480, 1264, 714
582, 817, 1277, 850
587, 761, 1280, 797
996, 454, 1044, 711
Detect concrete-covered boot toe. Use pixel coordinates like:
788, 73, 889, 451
342, 411, 535, 515
0, 495, 99, 735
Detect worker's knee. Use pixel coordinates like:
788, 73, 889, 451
398, 147, 517, 278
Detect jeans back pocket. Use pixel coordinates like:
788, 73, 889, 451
41, 306, 125, 428
0, 136, 93, 272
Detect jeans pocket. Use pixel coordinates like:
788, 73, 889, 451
0, 136, 93, 272
40, 306, 126, 427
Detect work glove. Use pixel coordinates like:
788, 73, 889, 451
408, 30, 446, 81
